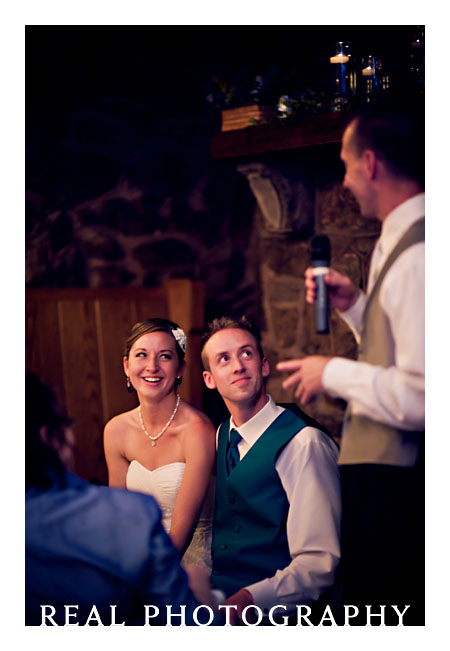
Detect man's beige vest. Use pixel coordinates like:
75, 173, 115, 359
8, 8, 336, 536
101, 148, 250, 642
339, 217, 425, 467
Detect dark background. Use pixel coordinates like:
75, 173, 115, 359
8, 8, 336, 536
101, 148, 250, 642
27, 25, 419, 117
25, 25, 423, 293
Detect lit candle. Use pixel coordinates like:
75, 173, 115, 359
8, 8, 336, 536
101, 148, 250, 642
330, 54, 350, 64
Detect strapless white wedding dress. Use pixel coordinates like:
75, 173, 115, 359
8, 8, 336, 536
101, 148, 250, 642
126, 460, 214, 571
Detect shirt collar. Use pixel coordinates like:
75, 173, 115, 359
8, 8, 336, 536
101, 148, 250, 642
229, 395, 283, 446
379, 192, 425, 253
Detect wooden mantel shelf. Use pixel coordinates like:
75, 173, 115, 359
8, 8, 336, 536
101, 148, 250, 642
210, 112, 352, 160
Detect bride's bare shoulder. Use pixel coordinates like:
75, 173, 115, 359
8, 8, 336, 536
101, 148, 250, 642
180, 401, 216, 437
104, 408, 137, 439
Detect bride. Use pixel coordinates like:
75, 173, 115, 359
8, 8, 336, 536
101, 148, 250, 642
103, 318, 216, 570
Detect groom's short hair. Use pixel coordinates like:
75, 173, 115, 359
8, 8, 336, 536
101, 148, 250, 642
201, 315, 264, 371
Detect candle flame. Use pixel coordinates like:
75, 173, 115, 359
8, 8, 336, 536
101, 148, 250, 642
330, 54, 350, 64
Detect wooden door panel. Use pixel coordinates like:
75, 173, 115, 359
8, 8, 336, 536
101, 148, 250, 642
58, 298, 105, 482
94, 297, 139, 424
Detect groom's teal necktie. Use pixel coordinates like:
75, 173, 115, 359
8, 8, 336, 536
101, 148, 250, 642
226, 429, 242, 475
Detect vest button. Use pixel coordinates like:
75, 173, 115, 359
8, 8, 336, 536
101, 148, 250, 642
234, 525, 241, 532
220, 544, 227, 550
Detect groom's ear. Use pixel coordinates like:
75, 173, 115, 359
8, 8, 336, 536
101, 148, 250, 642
202, 370, 216, 390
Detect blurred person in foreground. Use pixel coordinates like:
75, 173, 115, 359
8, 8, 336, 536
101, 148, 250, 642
25, 372, 215, 626
277, 105, 425, 625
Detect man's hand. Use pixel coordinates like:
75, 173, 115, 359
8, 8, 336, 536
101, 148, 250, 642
276, 356, 332, 404
305, 267, 359, 312
224, 588, 255, 625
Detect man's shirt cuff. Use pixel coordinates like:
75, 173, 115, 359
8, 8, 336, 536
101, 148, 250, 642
245, 579, 282, 615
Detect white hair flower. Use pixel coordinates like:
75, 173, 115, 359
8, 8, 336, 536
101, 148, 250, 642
171, 327, 187, 353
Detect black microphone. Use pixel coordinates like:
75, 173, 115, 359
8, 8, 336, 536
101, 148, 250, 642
310, 235, 331, 334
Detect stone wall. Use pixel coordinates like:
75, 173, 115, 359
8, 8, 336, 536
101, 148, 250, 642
260, 191, 380, 439
26, 113, 259, 321
239, 146, 381, 439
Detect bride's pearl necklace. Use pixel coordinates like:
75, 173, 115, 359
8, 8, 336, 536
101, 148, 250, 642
138, 394, 181, 447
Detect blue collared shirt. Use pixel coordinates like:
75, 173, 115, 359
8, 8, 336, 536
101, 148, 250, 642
25, 472, 202, 625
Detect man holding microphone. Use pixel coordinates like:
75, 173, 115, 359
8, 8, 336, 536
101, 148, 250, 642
277, 105, 425, 625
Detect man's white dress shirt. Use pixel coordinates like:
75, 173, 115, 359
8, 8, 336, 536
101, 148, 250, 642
222, 395, 341, 614
323, 193, 425, 432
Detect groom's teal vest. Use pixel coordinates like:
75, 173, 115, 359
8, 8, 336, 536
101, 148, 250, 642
211, 408, 307, 597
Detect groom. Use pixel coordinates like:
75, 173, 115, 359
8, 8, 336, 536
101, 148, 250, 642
202, 316, 341, 625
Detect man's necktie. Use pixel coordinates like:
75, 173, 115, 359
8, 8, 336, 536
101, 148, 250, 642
226, 429, 242, 475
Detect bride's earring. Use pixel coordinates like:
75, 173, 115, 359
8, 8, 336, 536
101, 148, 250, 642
126, 375, 133, 391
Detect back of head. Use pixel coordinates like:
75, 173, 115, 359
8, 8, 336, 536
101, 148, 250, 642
26, 373, 72, 490
201, 315, 264, 371
350, 101, 424, 187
